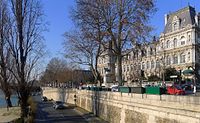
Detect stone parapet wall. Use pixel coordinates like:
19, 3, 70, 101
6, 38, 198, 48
42, 87, 75, 104
42, 88, 200, 123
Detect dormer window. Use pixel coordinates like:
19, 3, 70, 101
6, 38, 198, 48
173, 22, 178, 31
172, 16, 179, 31
181, 18, 186, 28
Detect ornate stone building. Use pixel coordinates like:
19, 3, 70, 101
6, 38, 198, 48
97, 6, 200, 85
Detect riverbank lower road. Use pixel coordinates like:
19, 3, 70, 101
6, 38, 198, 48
35, 101, 87, 123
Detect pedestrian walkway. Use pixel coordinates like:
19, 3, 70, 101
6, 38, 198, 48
0, 106, 20, 123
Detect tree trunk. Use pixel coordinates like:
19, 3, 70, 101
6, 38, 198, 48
20, 101, 27, 118
20, 91, 28, 118
116, 55, 123, 86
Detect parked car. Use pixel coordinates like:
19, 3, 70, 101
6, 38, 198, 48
167, 86, 185, 95
110, 85, 119, 92
181, 84, 192, 90
181, 84, 193, 94
42, 96, 48, 102
53, 101, 65, 109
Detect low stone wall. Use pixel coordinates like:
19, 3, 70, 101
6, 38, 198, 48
43, 88, 200, 123
42, 87, 75, 104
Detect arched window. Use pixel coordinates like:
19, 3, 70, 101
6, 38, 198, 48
151, 60, 154, 69
173, 38, 177, 47
123, 65, 126, 72
180, 53, 185, 63
161, 43, 163, 48
180, 36, 185, 45
173, 55, 178, 64
150, 48, 153, 55
127, 66, 129, 72
166, 40, 170, 48
188, 52, 190, 62
147, 61, 150, 69
166, 55, 171, 65
156, 60, 159, 68
188, 35, 191, 42
142, 62, 145, 70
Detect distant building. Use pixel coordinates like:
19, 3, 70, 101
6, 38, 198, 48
73, 69, 94, 84
97, 6, 200, 86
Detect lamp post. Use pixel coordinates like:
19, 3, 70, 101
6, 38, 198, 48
160, 57, 165, 85
187, 66, 196, 94
103, 68, 110, 86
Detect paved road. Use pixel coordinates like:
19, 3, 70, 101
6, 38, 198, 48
35, 102, 88, 123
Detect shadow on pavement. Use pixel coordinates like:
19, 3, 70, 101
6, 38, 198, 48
75, 106, 109, 123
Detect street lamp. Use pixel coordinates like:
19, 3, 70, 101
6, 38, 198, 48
159, 57, 165, 84
185, 66, 196, 94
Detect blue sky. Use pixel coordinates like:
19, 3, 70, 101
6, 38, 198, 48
41, 0, 200, 67
42, 0, 75, 63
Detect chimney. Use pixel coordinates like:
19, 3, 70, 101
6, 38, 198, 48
164, 14, 169, 26
198, 13, 200, 27
195, 14, 198, 26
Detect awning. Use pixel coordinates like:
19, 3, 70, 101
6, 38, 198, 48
182, 69, 194, 76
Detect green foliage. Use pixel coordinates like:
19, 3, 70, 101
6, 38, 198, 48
163, 67, 179, 81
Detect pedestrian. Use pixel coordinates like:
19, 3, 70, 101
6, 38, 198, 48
18, 97, 21, 106
6, 97, 9, 111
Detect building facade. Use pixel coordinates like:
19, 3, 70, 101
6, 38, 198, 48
97, 6, 200, 85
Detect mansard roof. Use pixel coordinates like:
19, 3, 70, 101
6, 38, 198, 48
164, 6, 196, 33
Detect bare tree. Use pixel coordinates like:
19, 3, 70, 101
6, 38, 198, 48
40, 57, 94, 87
4, 0, 46, 117
0, 0, 13, 108
72, 0, 156, 85
63, 30, 103, 85
65, 0, 113, 85
42, 57, 77, 83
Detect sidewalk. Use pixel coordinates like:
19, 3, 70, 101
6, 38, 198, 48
0, 107, 21, 123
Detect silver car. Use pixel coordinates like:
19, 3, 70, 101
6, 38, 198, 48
53, 101, 65, 109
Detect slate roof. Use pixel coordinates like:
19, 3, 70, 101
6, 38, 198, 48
164, 6, 196, 34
